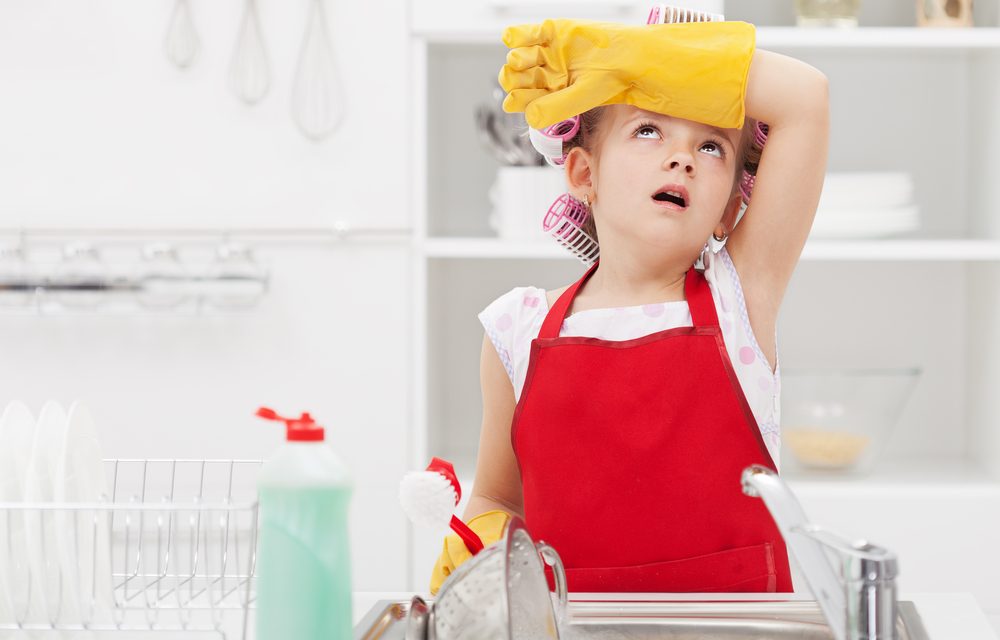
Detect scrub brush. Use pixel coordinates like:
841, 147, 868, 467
399, 457, 485, 555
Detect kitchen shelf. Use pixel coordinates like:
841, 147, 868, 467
759, 26, 1000, 50
423, 237, 1000, 261
409, 0, 1000, 601
415, 26, 1000, 49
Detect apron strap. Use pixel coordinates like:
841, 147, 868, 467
538, 263, 599, 339
685, 267, 720, 328
538, 264, 718, 339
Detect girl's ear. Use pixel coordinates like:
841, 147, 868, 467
564, 146, 595, 197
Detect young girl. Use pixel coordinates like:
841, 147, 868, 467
431, 17, 829, 594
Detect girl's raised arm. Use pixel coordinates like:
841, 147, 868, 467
726, 49, 830, 362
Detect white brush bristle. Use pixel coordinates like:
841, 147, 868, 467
399, 470, 458, 529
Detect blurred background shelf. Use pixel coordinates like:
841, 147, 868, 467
423, 238, 1000, 261
408, 0, 1000, 628
417, 26, 1000, 49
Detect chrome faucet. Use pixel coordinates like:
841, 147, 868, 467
741, 464, 900, 640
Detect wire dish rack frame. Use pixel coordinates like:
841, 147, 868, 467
0, 458, 262, 638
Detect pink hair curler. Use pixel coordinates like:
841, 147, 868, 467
527, 115, 581, 167
646, 3, 724, 24
754, 120, 770, 147
740, 171, 756, 203
739, 121, 770, 203
543, 193, 600, 266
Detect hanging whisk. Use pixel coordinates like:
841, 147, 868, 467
228, 0, 271, 105
164, 0, 200, 69
291, 0, 347, 141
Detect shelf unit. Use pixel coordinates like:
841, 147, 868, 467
423, 237, 1000, 260
407, 0, 1000, 620
417, 25, 1000, 49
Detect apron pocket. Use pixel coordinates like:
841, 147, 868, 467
555, 542, 778, 593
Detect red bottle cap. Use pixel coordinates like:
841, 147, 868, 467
256, 406, 326, 441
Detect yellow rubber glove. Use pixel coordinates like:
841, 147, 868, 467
429, 510, 511, 595
498, 19, 755, 130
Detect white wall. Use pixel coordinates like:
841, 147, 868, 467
0, 0, 413, 591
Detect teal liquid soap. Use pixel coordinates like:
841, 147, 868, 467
257, 485, 352, 640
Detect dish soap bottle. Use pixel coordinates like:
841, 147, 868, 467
255, 407, 352, 640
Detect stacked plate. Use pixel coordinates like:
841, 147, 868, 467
0, 400, 113, 627
811, 172, 919, 239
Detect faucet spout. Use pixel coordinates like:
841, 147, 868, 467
741, 464, 899, 640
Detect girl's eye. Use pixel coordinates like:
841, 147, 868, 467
634, 124, 661, 139
701, 141, 725, 158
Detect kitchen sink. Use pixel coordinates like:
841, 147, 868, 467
354, 597, 931, 639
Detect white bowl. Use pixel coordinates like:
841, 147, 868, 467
780, 368, 920, 474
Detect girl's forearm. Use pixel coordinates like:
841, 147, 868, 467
463, 494, 523, 521
744, 48, 828, 126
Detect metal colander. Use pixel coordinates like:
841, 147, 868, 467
412, 517, 567, 640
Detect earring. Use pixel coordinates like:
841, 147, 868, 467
709, 223, 729, 254
582, 194, 591, 208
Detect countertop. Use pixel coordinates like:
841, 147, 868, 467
354, 591, 999, 640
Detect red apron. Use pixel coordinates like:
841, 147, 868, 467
512, 263, 793, 593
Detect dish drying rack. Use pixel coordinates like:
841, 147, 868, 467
0, 459, 262, 638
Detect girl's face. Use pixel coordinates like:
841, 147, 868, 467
573, 105, 743, 264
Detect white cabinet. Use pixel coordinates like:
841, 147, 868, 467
406, 0, 1000, 622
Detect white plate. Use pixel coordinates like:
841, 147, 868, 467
0, 401, 36, 624
810, 205, 920, 239
22, 400, 68, 625
55, 401, 113, 626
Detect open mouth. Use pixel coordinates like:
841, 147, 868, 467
652, 186, 689, 209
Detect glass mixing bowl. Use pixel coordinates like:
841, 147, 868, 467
779, 368, 921, 475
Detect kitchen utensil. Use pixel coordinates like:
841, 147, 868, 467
810, 172, 919, 238
474, 90, 543, 167
291, 0, 346, 140
417, 516, 567, 640
228, 0, 271, 105
164, 0, 200, 69
361, 598, 932, 640
475, 106, 525, 166
50, 243, 106, 310
0, 245, 34, 308
819, 172, 914, 209
794, 0, 861, 27
492, 87, 541, 166
918, 0, 974, 27
542, 193, 600, 266
810, 205, 920, 239
204, 243, 267, 309
399, 457, 484, 554
135, 244, 190, 310
489, 166, 567, 241
0, 401, 36, 624
23, 401, 69, 624
54, 402, 113, 626
405, 595, 430, 640
780, 368, 921, 474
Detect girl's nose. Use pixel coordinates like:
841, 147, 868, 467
664, 149, 696, 175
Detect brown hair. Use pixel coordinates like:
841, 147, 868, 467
560, 108, 761, 243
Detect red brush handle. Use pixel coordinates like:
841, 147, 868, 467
427, 457, 461, 504
449, 515, 485, 555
